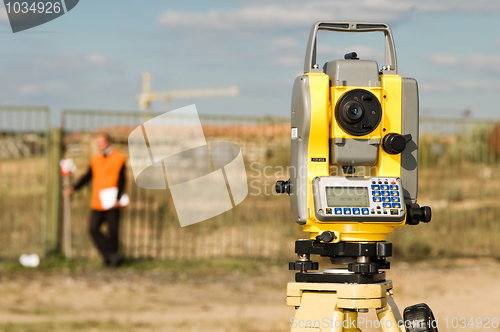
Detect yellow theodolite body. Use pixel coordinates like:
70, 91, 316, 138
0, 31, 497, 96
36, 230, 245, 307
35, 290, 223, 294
287, 22, 422, 243
301, 73, 404, 242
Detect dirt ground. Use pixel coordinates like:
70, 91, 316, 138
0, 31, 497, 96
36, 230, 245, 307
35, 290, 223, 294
0, 258, 498, 332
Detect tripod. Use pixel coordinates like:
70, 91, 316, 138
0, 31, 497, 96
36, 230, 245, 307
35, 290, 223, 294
287, 240, 436, 332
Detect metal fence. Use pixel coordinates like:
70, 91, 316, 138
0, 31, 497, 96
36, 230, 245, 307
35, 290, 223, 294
61, 109, 295, 260
1, 107, 500, 260
391, 117, 500, 258
0, 106, 54, 259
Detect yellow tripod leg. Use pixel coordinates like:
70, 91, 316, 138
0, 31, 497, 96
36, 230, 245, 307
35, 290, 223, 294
290, 290, 344, 332
376, 294, 405, 332
288, 281, 403, 332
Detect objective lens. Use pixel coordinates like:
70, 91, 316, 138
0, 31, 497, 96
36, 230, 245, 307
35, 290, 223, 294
342, 102, 364, 123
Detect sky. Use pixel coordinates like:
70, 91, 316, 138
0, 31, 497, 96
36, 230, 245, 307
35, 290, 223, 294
1, 0, 500, 124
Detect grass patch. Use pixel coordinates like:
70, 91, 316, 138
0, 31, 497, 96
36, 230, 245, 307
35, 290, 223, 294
0, 254, 289, 278
0, 319, 151, 332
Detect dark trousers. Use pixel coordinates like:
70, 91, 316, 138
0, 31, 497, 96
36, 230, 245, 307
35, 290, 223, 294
89, 209, 120, 263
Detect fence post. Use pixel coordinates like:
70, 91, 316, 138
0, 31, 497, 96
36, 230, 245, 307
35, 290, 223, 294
49, 128, 62, 254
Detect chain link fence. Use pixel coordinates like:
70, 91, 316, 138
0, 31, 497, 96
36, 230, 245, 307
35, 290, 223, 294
1, 108, 499, 260
0, 106, 54, 259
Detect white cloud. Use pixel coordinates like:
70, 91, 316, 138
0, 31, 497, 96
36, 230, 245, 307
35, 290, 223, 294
428, 53, 500, 74
271, 37, 299, 50
159, 0, 500, 31
19, 85, 40, 95
318, 45, 384, 61
275, 55, 301, 67
21, 52, 121, 74
87, 53, 110, 66
19, 83, 67, 96
420, 79, 500, 92
0, 5, 8, 23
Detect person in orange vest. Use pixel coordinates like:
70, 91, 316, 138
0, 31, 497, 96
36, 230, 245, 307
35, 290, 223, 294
65, 133, 127, 267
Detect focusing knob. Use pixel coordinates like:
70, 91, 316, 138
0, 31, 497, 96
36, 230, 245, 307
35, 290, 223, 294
406, 203, 432, 225
421, 206, 432, 223
382, 133, 412, 154
275, 179, 291, 195
315, 231, 337, 243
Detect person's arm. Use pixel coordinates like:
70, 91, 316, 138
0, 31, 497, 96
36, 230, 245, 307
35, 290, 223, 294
116, 163, 126, 200
73, 166, 92, 191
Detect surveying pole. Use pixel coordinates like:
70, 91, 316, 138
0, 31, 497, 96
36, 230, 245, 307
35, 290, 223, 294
136, 72, 239, 116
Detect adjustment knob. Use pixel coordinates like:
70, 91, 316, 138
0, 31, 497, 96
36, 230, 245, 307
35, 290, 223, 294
382, 133, 412, 155
406, 203, 432, 225
289, 261, 319, 271
275, 180, 291, 195
421, 206, 431, 223
315, 231, 337, 243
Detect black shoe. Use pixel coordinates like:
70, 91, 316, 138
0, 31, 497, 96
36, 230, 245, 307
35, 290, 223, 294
108, 253, 123, 267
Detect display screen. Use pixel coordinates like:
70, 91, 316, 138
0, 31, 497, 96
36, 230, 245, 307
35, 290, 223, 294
326, 187, 369, 207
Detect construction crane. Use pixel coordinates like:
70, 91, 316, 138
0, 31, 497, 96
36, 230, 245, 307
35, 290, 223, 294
137, 72, 239, 112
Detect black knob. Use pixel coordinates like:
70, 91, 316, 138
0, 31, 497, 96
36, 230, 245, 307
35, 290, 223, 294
275, 180, 290, 195
344, 52, 359, 60
289, 260, 319, 271
316, 231, 336, 243
348, 262, 379, 274
342, 166, 356, 174
406, 203, 432, 225
382, 133, 411, 155
421, 206, 431, 223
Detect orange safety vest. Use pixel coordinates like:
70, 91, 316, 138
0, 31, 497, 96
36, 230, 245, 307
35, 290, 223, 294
90, 150, 127, 211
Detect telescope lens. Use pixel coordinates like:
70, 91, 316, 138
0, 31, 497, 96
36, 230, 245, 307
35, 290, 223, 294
341, 102, 364, 123
335, 89, 382, 136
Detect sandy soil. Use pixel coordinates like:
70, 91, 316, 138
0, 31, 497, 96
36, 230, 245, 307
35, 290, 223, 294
0, 258, 498, 332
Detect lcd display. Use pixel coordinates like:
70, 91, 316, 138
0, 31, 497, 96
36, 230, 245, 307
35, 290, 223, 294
326, 187, 369, 207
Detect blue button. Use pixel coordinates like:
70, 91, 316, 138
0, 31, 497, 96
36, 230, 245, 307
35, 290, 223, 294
334, 208, 342, 215
383, 203, 391, 209
391, 185, 399, 190
391, 197, 400, 202
353, 208, 360, 215
326, 208, 332, 215
383, 197, 391, 203
382, 191, 390, 197
393, 191, 399, 197
392, 203, 401, 209
343, 208, 351, 215
371, 185, 380, 190
362, 208, 369, 215
382, 185, 389, 191
372, 191, 380, 197
373, 197, 381, 202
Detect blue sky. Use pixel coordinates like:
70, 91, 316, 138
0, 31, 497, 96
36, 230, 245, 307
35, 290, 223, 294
1, 0, 500, 123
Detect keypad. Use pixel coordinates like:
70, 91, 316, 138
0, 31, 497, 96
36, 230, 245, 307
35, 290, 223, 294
322, 178, 404, 217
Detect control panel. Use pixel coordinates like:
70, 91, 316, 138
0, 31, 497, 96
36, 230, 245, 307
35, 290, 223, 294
312, 176, 406, 222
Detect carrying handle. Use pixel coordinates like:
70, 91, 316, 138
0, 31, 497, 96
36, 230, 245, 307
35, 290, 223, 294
304, 21, 397, 74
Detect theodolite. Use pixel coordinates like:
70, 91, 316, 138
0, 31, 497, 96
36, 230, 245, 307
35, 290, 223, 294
276, 21, 437, 332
